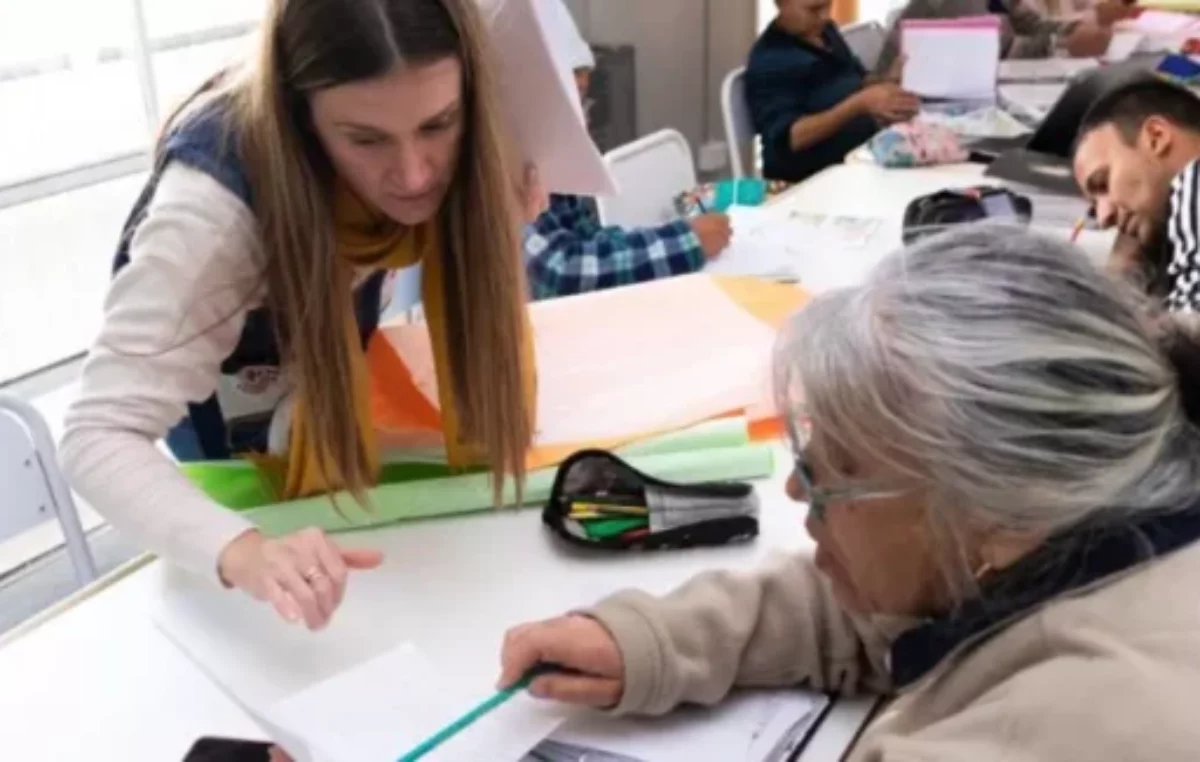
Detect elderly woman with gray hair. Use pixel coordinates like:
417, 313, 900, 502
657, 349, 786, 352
498, 225, 1200, 760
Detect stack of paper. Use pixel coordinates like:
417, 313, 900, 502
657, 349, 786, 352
901, 16, 1001, 101
369, 275, 807, 468
526, 689, 830, 762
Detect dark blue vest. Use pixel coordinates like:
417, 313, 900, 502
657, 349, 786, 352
112, 103, 387, 461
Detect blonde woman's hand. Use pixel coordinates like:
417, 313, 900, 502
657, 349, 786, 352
217, 528, 384, 630
519, 163, 549, 224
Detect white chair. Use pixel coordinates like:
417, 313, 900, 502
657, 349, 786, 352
841, 20, 886, 72
596, 129, 698, 228
0, 394, 97, 587
721, 67, 758, 179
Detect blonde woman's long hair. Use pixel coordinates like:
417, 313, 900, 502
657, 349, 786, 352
168, 0, 532, 499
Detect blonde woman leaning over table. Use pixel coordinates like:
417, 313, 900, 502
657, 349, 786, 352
499, 225, 1200, 760
60, 0, 545, 631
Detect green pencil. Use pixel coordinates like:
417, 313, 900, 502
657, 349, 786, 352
395, 668, 542, 761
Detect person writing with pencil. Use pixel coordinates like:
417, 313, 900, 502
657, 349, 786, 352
1073, 77, 1200, 312
523, 0, 731, 299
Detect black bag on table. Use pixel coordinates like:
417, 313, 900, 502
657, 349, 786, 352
542, 450, 759, 551
902, 186, 1032, 245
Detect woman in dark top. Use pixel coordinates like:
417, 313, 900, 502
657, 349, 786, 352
746, 0, 919, 183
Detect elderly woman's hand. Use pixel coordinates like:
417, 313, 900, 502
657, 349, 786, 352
498, 615, 625, 708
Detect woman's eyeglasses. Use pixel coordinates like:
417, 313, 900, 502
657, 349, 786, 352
786, 416, 908, 521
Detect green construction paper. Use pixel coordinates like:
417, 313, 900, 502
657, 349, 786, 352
242, 444, 776, 536
182, 417, 751, 511
615, 417, 748, 457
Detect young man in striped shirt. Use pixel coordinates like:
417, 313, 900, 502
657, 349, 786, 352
526, 0, 732, 300
1074, 78, 1200, 312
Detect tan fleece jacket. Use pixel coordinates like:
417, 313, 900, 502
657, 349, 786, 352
589, 543, 1200, 761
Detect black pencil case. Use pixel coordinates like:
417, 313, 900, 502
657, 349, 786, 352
542, 450, 760, 551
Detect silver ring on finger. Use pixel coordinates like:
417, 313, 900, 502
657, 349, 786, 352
302, 566, 325, 584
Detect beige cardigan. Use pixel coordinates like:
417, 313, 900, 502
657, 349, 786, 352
589, 527, 1200, 760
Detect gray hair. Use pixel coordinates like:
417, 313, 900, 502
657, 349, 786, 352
776, 224, 1200, 549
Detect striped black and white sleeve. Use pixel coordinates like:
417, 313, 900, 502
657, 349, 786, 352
1167, 159, 1200, 313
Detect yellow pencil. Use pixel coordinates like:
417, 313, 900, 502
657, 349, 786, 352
1070, 218, 1086, 243
569, 501, 648, 516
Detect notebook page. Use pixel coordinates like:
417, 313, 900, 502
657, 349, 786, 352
902, 18, 1001, 101
254, 644, 567, 762
527, 689, 830, 762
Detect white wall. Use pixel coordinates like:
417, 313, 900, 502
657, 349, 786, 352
564, 0, 756, 169
755, 0, 899, 29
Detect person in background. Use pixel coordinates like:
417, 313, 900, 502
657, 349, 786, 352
61, 0, 543, 631
498, 225, 1200, 760
746, 0, 920, 184
524, 0, 731, 300
1073, 78, 1200, 312
876, 0, 1119, 74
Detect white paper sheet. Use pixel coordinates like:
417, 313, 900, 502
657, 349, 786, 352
483, 0, 616, 196
916, 105, 1031, 139
705, 207, 884, 281
703, 206, 799, 280
998, 83, 1068, 123
1131, 9, 1200, 35
251, 644, 568, 762
524, 689, 830, 762
1104, 31, 1148, 62
901, 18, 1001, 101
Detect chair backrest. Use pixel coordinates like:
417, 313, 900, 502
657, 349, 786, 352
596, 129, 698, 228
721, 67, 757, 179
841, 20, 886, 72
0, 395, 97, 587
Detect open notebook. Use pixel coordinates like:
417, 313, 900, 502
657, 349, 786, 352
202, 641, 833, 762
231, 645, 570, 762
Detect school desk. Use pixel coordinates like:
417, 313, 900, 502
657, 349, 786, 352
0, 449, 875, 762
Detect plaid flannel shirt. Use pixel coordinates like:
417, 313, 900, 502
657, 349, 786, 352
524, 194, 705, 300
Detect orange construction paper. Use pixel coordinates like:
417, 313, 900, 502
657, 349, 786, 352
368, 275, 809, 468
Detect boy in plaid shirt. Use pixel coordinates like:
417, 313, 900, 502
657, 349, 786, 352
527, 0, 731, 300
525, 194, 731, 299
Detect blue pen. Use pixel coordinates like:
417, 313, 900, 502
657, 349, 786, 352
395, 666, 552, 762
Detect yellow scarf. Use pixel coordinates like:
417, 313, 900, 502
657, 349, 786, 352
276, 184, 531, 499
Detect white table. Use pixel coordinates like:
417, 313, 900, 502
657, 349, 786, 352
6, 160, 1110, 762
0, 454, 873, 761
762, 162, 1114, 293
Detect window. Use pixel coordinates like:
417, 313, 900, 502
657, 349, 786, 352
0, 0, 263, 384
